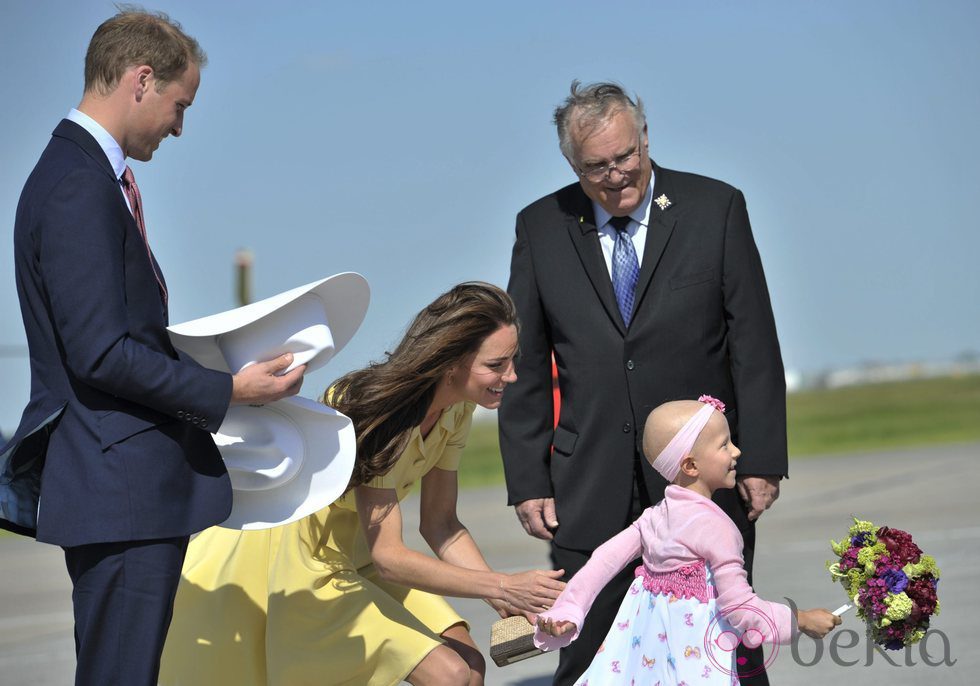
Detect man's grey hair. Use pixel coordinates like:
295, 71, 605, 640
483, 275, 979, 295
553, 81, 646, 160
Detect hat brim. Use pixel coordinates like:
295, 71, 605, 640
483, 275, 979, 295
167, 272, 369, 375
216, 396, 356, 530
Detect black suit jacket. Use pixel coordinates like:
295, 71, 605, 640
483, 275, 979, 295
499, 162, 787, 551
0, 119, 233, 546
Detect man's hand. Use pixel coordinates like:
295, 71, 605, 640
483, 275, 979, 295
514, 497, 558, 540
230, 353, 306, 406
736, 475, 780, 522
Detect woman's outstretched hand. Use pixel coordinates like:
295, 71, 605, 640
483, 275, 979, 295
499, 569, 565, 617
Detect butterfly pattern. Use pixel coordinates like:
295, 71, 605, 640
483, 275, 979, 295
571, 562, 737, 685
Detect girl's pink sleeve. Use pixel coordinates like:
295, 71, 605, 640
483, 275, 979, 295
691, 514, 795, 646
533, 522, 642, 651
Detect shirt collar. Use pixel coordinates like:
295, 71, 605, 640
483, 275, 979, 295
593, 175, 655, 232
67, 108, 127, 180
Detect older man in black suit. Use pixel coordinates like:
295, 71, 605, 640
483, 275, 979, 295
499, 81, 786, 685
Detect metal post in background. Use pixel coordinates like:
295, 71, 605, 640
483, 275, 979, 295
235, 248, 254, 307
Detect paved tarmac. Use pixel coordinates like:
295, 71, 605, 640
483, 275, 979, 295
1, 441, 977, 685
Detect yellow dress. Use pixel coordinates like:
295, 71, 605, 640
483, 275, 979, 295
159, 401, 476, 686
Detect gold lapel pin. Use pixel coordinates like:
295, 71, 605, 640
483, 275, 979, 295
654, 194, 672, 211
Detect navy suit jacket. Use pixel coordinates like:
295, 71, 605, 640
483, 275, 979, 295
498, 163, 787, 551
0, 119, 233, 546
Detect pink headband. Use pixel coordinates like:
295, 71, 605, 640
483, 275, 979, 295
651, 395, 726, 483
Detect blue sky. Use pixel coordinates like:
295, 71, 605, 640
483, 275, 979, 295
2, 0, 979, 432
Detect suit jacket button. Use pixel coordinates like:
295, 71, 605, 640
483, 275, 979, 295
626, 360, 635, 370
177, 410, 185, 418
622, 422, 632, 433
200, 419, 208, 428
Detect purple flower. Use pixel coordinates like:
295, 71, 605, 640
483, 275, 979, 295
851, 532, 871, 547
881, 568, 909, 594
884, 639, 905, 651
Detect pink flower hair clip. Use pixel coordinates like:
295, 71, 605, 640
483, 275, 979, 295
697, 394, 726, 413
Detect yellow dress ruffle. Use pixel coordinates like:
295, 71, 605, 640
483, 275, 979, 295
160, 401, 476, 686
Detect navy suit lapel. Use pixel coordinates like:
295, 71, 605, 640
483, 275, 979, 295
633, 163, 676, 318
52, 119, 117, 182
564, 193, 628, 336
53, 119, 170, 320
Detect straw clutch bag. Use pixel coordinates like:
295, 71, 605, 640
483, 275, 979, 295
489, 615, 543, 667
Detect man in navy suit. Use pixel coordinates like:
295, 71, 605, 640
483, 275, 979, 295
499, 82, 786, 685
0, 9, 304, 685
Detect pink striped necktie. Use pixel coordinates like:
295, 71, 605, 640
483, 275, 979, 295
121, 166, 169, 308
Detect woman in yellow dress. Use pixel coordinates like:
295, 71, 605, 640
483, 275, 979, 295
159, 283, 565, 686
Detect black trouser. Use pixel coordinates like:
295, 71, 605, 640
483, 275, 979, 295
64, 536, 189, 686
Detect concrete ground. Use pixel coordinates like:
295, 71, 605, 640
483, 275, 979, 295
1, 441, 976, 685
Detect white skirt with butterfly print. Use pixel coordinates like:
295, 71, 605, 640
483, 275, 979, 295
573, 566, 740, 686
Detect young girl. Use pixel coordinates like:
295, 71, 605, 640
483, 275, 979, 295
535, 395, 840, 685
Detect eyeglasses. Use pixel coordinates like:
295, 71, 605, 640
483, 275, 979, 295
576, 138, 643, 182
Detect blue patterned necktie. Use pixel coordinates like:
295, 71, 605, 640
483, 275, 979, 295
610, 215, 639, 326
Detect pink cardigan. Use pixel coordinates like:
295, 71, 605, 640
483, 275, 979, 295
534, 485, 794, 651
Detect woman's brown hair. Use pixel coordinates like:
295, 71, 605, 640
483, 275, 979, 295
328, 282, 518, 491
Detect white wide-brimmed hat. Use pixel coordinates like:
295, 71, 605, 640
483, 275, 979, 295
215, 396, 356, 529
168, 272, 369, 375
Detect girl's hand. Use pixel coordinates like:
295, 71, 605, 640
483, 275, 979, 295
797, 608, 842, 639
501, 569, 566, 614
537, 616, 576, 638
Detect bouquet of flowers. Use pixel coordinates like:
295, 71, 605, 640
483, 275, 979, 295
828, 518, 940, 649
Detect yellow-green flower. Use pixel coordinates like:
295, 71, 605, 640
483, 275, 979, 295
906, 628, 926, 645
849, 518, 877, 538
884, 592, 913, 621
903, 554, 940, 580
857, 542, 886, 574
846, 568, 866, 598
